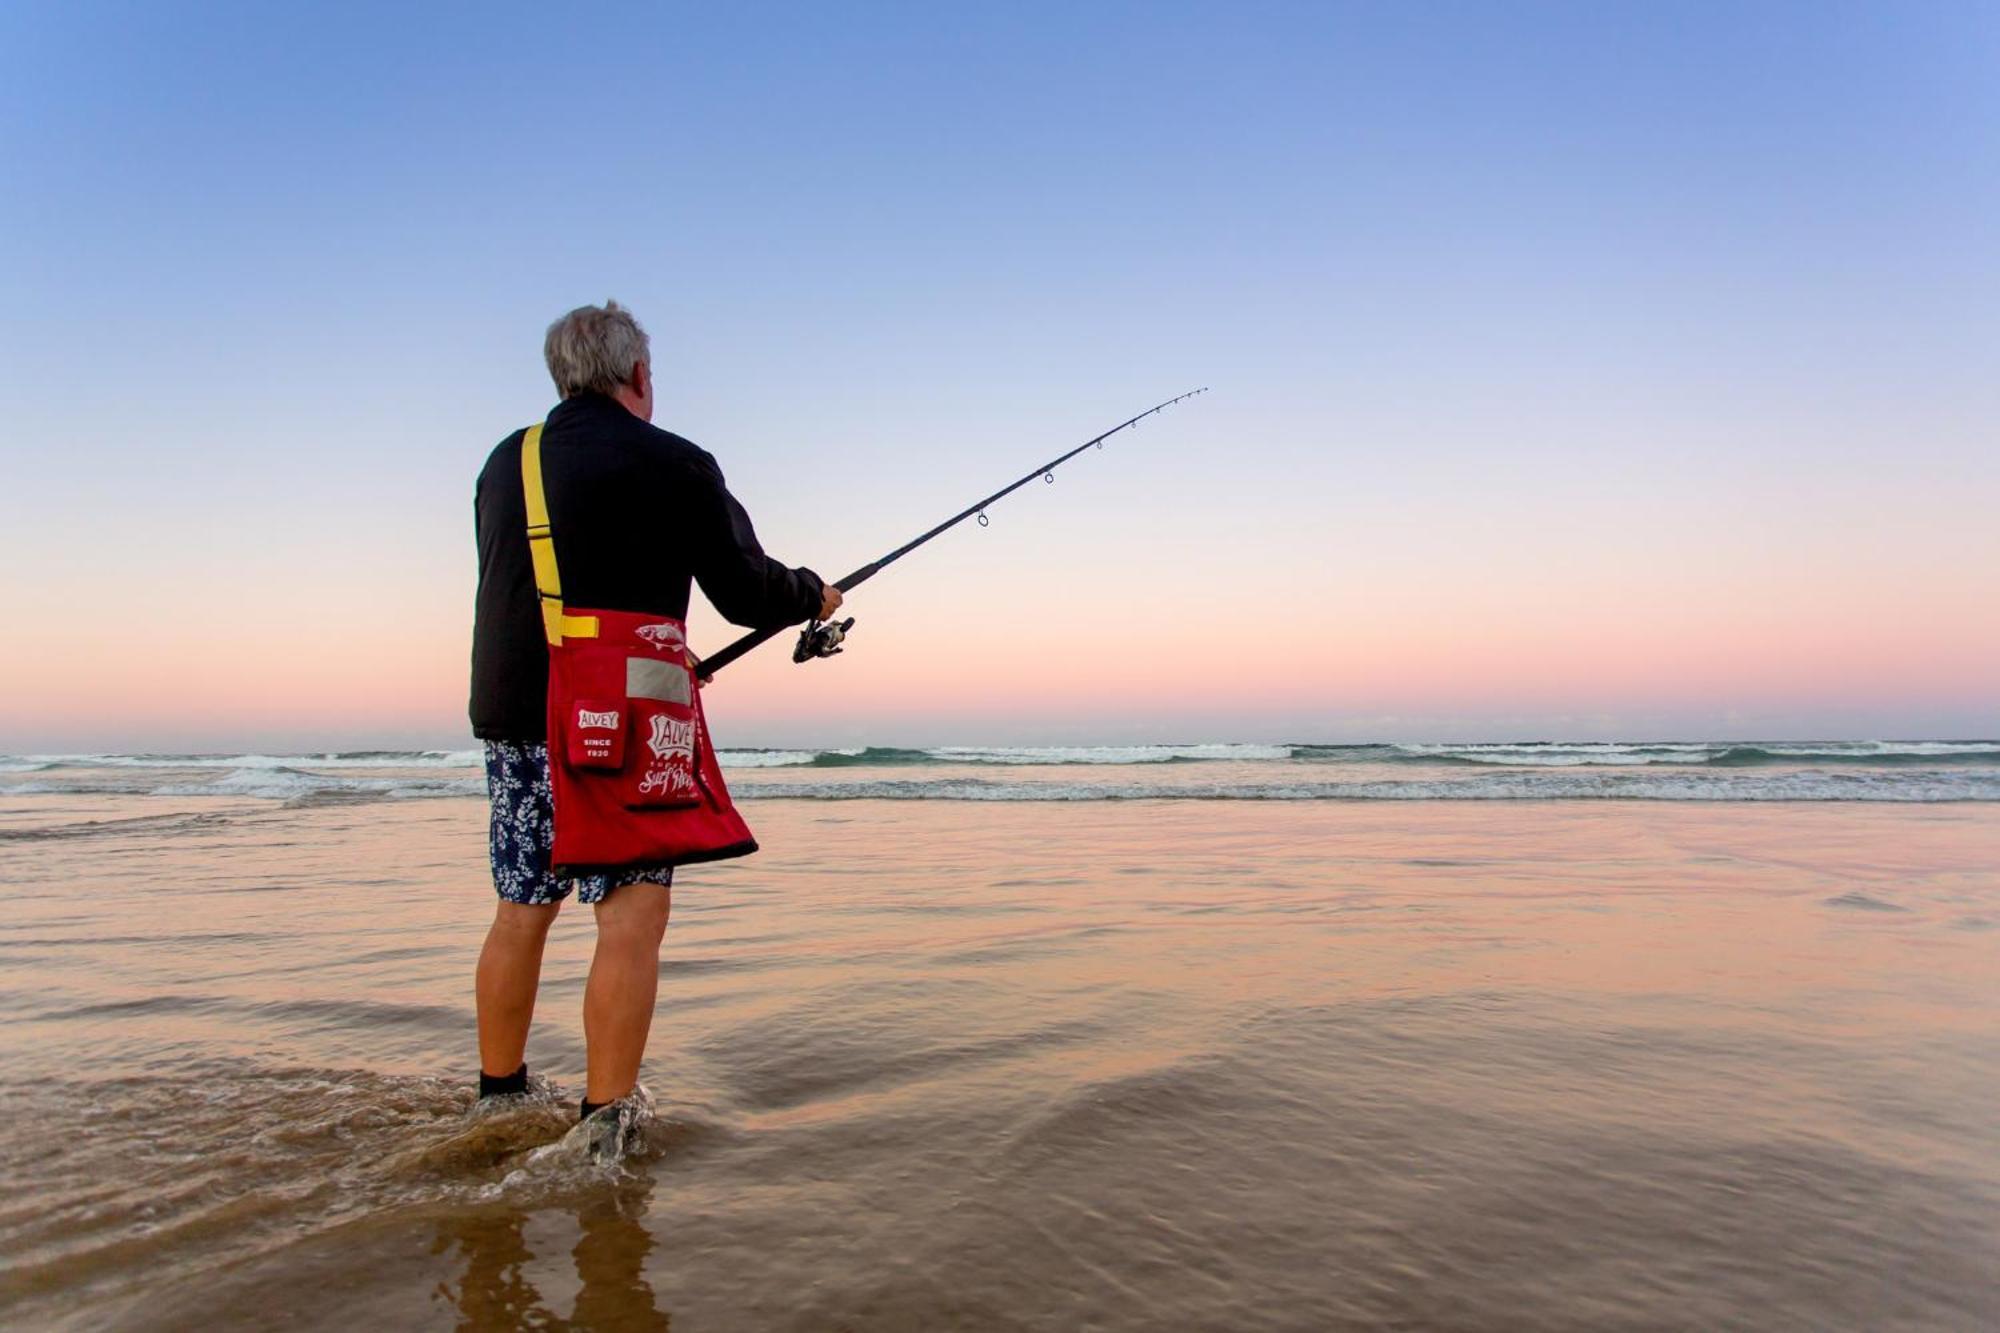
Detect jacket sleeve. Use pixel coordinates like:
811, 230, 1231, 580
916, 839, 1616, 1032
685, 452, 826, 630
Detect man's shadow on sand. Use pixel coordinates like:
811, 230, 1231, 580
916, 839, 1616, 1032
430, 1175, 670, 1331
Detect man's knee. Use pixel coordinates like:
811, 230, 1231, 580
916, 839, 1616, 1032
490, 901, 562, 938
594, 880, 670, 944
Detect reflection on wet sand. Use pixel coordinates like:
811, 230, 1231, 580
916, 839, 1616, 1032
434, 1178, 670, 1332
1, 795, 1996, 1328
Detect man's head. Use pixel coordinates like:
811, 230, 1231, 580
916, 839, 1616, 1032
544, 301, 653, 421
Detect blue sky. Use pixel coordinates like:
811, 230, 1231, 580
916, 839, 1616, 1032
3, 2, 1996, 749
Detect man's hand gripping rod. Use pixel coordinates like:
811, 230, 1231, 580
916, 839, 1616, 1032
694, 388, 1208, 680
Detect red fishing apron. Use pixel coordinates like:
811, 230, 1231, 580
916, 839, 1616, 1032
522, 421, 758, 876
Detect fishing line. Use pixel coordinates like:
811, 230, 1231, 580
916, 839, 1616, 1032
695, 388, 1209, 678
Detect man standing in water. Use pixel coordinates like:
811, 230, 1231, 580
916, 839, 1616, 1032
469, 301, 839, 1131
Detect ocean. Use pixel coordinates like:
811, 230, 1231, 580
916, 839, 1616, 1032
6, 738, 2000, 805
2, 743, 1996, 1328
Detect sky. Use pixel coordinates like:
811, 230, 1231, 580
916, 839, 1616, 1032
2, 1, 1996, 751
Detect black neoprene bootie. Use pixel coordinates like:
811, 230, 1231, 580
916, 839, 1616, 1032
478, 1063, 529, 1098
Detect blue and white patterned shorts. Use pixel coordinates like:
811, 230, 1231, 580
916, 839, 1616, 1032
484, 741, 672, 905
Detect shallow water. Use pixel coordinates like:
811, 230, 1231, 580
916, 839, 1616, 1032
2, 792, 1997, 1329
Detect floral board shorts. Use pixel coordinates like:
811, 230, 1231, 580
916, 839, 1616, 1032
484, 740, 673, 905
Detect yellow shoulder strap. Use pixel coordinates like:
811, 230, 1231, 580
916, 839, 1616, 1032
520, 422, 599, 645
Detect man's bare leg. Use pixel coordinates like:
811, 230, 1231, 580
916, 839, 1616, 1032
583, 881, 671, 1105
476, 900, 562, 1077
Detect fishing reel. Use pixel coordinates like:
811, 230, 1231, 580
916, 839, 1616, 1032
794, 616, 856, 663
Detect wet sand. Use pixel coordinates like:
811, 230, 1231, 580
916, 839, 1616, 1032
2, 795, 1996, 1329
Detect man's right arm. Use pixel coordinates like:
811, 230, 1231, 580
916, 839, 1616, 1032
684, 452, 830, 631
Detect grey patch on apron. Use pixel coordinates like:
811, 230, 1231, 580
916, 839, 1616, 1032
627, 656, 692, 704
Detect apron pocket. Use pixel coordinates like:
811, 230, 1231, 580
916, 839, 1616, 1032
625, 654, 702, 810
565, 699, 627, 771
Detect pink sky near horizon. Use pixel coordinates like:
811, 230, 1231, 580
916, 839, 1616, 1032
7, 465, 1995, 752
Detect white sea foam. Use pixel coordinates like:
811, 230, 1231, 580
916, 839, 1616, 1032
1396, 744, 1718, 767
715, 749, 826, 768
154, 766, 483, 801
1381, 741, 2000, 766
727, 771, 2000, 803
1752, 740, 1999, 757
19, 750, 487, 770
927, 743, 1294, 765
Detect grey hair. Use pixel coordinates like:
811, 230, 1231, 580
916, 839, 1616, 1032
543, 300, 651, 398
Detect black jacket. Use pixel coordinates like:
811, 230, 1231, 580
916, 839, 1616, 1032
470, 393, 824, 740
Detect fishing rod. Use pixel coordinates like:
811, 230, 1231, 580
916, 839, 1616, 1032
695, 387, 1209, 679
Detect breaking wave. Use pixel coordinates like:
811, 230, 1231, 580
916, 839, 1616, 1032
1293, 741, 2000, 767
152, 767, 485, 802
726, 772, 2000, 803
720, 744, 1296, 767
8, 749, 486, 770
4, 741, 1995, 805
741, 741, 2000, 769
